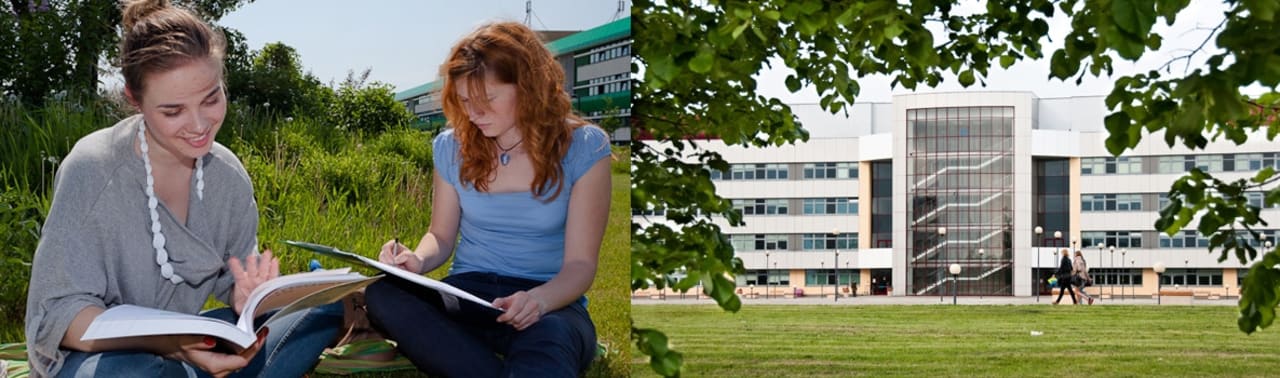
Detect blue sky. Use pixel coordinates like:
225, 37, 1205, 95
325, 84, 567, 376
219, 1, 629, 93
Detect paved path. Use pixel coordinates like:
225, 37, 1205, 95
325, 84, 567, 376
633, 294, 1238, 306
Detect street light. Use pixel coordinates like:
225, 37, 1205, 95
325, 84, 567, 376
939, 227, 948, 302
949, 263, 962, 305
833, 228, 840, 303
1121, 248, 1127, 301
820, 261, 825, 298
765, 251, 771, 299
1154, 262, 1167, 305
1108, 246, 1115, 301
1035, 226, 1043, 302
977, 248, 985, 299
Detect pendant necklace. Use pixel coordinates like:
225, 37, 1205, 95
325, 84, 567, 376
497, 138, 523, 166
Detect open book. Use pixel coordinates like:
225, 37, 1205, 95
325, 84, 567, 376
284, 240, 502, 312
82, 268, 378, 349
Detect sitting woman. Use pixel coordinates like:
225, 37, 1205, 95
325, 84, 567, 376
363, 21, 612, 377
24, 1, 341, 377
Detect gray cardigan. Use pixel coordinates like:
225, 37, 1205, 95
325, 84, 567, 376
24, 115, 258, 377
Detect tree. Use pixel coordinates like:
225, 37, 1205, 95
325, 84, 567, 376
230, 42, 331, 116
632, 0, 1279, 376
328, 68, 413, 134
0, 0, 254, 104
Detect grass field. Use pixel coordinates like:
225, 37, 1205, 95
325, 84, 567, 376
631, 304, 1280, 377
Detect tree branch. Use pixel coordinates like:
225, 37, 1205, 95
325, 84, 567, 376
1157, 17, 1227, 74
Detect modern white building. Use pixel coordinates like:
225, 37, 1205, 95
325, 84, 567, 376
634, 91, 1280, 299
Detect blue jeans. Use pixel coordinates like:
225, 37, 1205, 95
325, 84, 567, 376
56, 302, 343, 378
365, 272, 596, 377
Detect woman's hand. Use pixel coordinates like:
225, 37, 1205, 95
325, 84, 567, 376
230, 249, 280, 314
163, 330, 266, 378
493, 291, 548, 331
378, 240, 425, 274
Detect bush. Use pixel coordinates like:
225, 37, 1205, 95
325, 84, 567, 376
328, 82, 413, 134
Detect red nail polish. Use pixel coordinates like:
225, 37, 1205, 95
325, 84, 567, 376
258, 327, 270, 339
203, 336, 216, 346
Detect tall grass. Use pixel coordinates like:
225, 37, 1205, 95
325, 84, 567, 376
0, 100, 630, 377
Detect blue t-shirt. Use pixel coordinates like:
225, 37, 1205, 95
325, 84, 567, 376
435, 125, 611, 282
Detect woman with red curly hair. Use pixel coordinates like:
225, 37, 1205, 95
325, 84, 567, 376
364, 21, 612, 376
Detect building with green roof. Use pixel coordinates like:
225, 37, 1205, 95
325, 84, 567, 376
396, 17, 631, 142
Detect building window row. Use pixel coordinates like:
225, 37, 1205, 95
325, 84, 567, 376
1157, 153, 1280, 174
1081, 157, 1142, 175
803, 162, 858, 179
729, 234, 789, 251
805, 269, 859, 285
1081, 231, 1142, 248
585, 44, 630, 64
801, 233, 858, 250
632, 206, 665, 217
710, 164, 789, 180
802, 198, 858, 215
712, 162, 861, 181
732, 199, 790, 215
1089, 268, 1144, 286
583, 80, 631, 96
736, 269, 790, 286
1158, 192, 1276, 211
1160, 268, 1223, 286
1082, 194, 1142, 211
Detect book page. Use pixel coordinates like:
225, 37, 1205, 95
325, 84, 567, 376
284, 240, 503, 311
235, 268, 372, 331
82, 305, 256, 349
257, 276, 380, 329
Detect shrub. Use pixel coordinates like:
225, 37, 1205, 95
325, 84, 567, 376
327, 81, 412, 134
0, 189, 44, 323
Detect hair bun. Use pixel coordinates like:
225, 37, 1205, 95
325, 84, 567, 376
122, 0, 170, 31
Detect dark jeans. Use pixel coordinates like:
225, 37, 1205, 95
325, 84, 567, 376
1054, 277, 1078, 304
57, 302, 343, 378
365, 272, 596, 378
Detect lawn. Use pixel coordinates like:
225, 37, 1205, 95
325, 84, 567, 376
631, 304, 1280, 377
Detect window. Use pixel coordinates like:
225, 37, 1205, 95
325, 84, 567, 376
803, 162, 858, 179
1246, 192, 1278, 209
805, 269, 858, 285
632, 206, 665, 217
736, 269, 790, 286
1158, 230, 1208, 248
1082, 157, 1141, 175
1090, 268, 1143, 286
802, 233, 858, 250
803, 198, 858, 215
729, 234, 789, 251
1160, 269, 1222, 286
724, 164, 790, 180
1081, 231, 1142, 248
1082, 194, 1143, 211
732, 199, 789, 215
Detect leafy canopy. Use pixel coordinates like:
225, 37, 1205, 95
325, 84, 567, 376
633, 0, 1279, 376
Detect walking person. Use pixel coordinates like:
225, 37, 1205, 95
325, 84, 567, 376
1052, 249, 1078, 305
1073, 250, 1096, 305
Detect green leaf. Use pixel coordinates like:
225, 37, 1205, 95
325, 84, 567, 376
689, 47, 714, 74
958, 70, 975, 87
785, 75, 802, 92
1112, 0, 1156, 36
1000, 55, 1016, 69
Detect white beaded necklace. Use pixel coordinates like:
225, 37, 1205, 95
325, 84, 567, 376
137, 121, 203, 284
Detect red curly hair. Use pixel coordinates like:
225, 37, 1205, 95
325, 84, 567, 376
441, 21, 586, 201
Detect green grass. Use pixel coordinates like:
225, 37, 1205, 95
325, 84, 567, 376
631, 304, 1280, 377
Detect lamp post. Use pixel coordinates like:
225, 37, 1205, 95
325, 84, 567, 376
939, 227, 948, 302
1108, 246, 1114, 301
765, 251, 771, 299
833, 228, 840, 303
949, 263, 962, 305
977, 248, 985, 299
1120, 248, 1127, 301
1154, 262, 1166, 305
1035, 226, 1043, 302
820, 261, 825, 298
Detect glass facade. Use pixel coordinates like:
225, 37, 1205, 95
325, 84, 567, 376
871, 161, 893, 248
906, 106, 1015, 296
